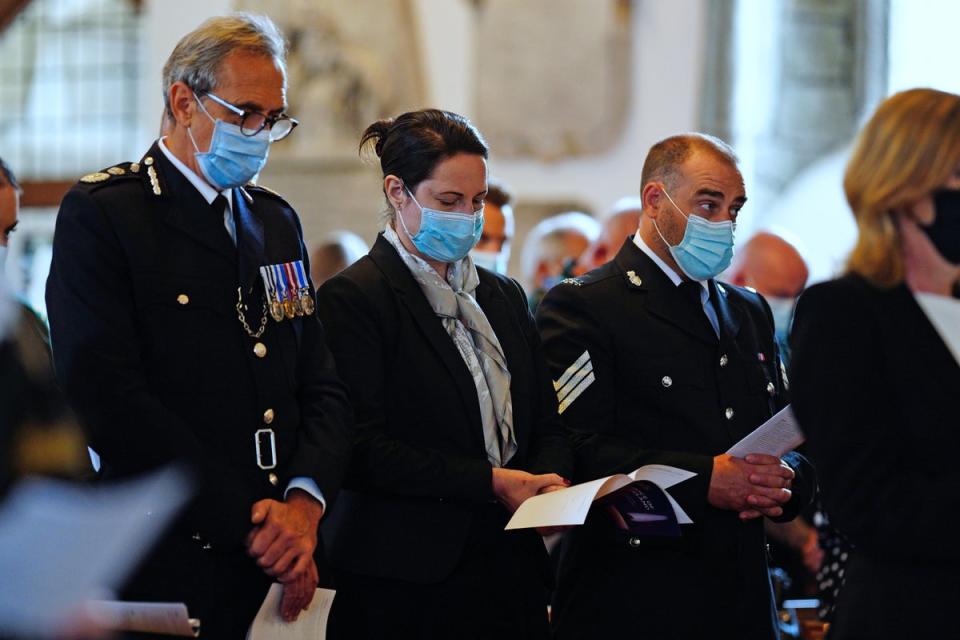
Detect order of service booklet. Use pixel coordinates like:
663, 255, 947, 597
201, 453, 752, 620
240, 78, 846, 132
505, 464, 696, 534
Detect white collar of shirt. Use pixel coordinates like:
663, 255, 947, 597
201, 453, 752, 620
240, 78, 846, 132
632, 231, 709, 297
157, 137, 233, 216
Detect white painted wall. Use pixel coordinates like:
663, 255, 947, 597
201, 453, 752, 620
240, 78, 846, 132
413, 0, 708, 217
137, 0, 233, 148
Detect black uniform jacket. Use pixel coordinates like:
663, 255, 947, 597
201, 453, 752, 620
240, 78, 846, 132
316, 234, 572, 584
536, 238, 815, 640
790, 275, 960, 638
45, 142, 352, 633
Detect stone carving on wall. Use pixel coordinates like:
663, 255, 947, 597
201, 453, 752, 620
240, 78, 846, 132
473, 0, 632, 161
236, 0, 426, 160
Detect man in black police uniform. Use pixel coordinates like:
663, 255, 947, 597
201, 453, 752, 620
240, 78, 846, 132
45, 14, 351, 637
537, 133, 815, 639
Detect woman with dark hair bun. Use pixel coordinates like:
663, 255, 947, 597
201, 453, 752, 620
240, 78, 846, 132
317, 109, 572, 638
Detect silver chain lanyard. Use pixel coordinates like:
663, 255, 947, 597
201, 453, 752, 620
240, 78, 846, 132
236, 287, 268, 338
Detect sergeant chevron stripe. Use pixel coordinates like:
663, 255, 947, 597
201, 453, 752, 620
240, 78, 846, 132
554, 350, 594, 414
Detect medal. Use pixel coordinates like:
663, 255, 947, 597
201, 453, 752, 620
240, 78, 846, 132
283, 262, 303, 317
301, 293, 315, 316
260, 267, 285, 322
293, 260, 316, 316
272, 264, 294, 319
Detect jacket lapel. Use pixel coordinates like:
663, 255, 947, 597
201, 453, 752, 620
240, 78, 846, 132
368, 235, 485, 451
148, 143, 236, 263
614, 239, 717, 346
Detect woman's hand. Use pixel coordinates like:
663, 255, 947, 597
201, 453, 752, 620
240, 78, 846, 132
491, 468, 569, 513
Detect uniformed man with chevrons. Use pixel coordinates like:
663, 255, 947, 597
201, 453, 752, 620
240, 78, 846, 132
537, 133, 815, 640
45, 15, 351, 638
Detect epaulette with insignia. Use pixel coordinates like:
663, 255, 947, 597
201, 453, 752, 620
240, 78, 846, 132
78, 162, 141, 189
559, 277, 582, 286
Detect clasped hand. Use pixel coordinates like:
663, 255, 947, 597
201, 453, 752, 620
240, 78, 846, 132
708, 453, 794, 521
491, 467, 569, 513
246, 491, 323, 622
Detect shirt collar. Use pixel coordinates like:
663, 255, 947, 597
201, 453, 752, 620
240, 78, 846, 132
157, 137, 232, 214
633, 231, 709, 296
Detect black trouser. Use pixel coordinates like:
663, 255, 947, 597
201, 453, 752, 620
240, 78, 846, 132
329, 505, 550, 640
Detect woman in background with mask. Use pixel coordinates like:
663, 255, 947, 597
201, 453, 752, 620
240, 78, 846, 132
790, 88, 960, 639
316, 109, 572, 639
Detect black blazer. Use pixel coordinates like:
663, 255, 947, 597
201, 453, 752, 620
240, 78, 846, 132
536, 239, 815, 640
790, 275, 960, 637
316, 234, 572, 584
45, 142, 352, 636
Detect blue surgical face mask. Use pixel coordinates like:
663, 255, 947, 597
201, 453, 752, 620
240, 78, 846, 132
397, 186, 484, 263
654, 188, 735, 281
188, 93, 271, 190
766, 295, 796, 341
470, 249, 508, 274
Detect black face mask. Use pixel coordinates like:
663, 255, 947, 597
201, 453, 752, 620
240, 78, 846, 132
923, 189, 960, 264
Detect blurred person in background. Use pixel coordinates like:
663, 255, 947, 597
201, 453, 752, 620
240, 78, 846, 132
575, 196, 642, 273
791, 87, 960, 640
522, 211, 599, 311
728, 229, 809, 364
310, 230, 369, 287
469, 176, 514, 275
0, 157, 87, 495
0, 158, 19, 250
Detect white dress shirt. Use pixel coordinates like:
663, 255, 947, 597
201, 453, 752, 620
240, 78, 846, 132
158, 137, 237, 244
633, 231, 720, 337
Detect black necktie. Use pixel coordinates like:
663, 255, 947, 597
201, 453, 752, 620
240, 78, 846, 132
211, 193, 232, 245
678, 280, 704, 312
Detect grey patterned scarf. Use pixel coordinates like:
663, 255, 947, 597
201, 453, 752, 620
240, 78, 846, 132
384, 226, 517, 467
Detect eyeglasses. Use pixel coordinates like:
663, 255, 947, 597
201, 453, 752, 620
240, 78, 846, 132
201, 91, 299, 141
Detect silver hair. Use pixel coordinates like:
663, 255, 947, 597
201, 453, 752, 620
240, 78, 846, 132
162, 12, 287, 117
521, 211, 601, 285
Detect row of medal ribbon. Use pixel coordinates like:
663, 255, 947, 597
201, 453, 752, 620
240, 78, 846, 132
259, 261, 315, 321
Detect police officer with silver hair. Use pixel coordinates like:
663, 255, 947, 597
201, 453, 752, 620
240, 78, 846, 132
46, 14, 351, 636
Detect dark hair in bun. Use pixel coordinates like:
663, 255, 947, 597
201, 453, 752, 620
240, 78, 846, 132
360, 109, 489, 196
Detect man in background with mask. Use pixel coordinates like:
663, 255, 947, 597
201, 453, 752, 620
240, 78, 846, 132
469, 177, 514, 274
574, 196, 643, 274
45, 14, 352, 636
727, 229, 809, 364
537, 133, 815, 639
522, 210, 599, 311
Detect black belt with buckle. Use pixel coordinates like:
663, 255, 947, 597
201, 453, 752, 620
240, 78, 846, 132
255, 428, 277, 470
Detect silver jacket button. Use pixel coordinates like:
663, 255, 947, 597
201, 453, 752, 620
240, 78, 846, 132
661, 376, 673, 388
725, 407, 735, 420
628, 536, 642, 548
720, 354, 729, 367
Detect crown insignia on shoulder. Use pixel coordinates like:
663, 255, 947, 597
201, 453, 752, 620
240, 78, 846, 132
79, 172, 111, 184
